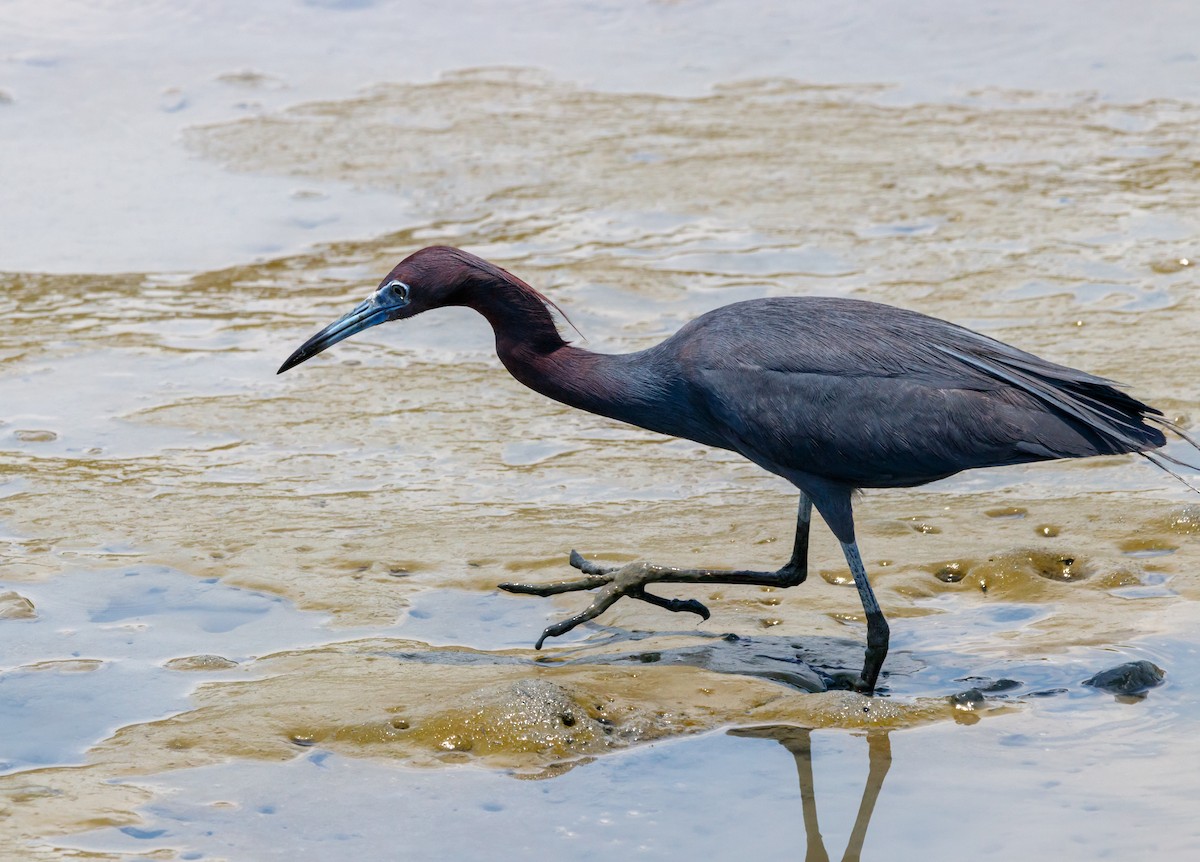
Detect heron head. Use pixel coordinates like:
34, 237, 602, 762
276, 246, 481, 374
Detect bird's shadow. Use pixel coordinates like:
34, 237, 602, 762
540, 628, 924, 694
389, 622, 924, 694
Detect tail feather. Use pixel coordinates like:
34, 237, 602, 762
932, 344, 1164, 454
932, 342, 1199, 492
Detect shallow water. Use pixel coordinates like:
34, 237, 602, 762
2, 1, 1200, 859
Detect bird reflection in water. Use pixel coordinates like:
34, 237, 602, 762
729, 726, 892, 862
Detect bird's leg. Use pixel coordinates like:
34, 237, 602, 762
779, 492, 813, 584
839, 540, 889, 693
498, 495, 813, 648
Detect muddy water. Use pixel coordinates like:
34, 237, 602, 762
3, 2, 1200, 859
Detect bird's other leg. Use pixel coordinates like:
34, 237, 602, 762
779, 492, 813, 585
840, 540, 890, 693
498, 493, 813, 647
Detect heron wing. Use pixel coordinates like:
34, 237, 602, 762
670, 297, 1163, 487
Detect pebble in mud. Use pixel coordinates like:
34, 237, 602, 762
956, 677, 1022, 695
0, 591, 37, 619
1083, 661, 1165, 698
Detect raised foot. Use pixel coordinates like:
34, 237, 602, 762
498, 551, 711, 649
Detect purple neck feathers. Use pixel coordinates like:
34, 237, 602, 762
458, 274, 666, 427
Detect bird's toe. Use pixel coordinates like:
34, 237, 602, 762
569, 550, 621, 575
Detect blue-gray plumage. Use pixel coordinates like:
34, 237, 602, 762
279, 246, 1196, 692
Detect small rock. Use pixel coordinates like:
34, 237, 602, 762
950, 688, 985, 711
0, 591, 36, 620
1083, 661, 1165, 697
956, 676, 1021, 694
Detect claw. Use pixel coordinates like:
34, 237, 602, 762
535, 619, 580, 650
532, 581, 625, 648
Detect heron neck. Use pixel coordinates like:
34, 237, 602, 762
464, 277, 668, 429
497, 339, 666, 426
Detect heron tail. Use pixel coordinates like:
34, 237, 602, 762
933, 342, 1200, 493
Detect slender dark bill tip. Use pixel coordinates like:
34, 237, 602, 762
277, 353, 303, 375
277, 302, 390, 375
277, 336, 328, 374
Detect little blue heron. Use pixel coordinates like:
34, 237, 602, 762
279, 246, 1196, 691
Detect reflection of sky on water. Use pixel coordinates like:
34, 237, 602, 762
0, 566, 343, 773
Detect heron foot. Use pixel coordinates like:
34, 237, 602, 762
498, 551, 713, 649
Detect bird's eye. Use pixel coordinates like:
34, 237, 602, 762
384, 279, 411, 304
